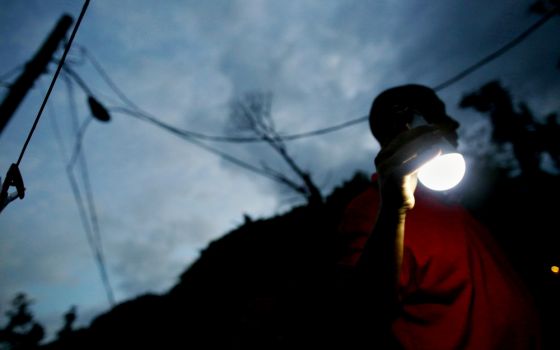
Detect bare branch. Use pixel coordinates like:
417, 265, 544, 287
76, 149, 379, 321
228, 91, 323, 205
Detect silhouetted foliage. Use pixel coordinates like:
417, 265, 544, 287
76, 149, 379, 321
541, 113, 560, 169
530, 0, 560, 15
0, 293, 44, 350
529, 1, 560, 69
40, 172, 370, 349
458, 80, 560, 349
54, 307, 76, 341
460, 80, 560, 177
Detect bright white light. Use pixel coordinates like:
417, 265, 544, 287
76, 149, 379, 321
417, 153, 466, 191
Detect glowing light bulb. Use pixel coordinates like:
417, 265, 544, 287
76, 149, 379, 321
551, 266, 559, 275
417, 152, 466, 191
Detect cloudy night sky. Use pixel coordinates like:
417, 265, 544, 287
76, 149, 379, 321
1, 0, 559, 339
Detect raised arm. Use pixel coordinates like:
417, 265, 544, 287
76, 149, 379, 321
355, 126, 443, 320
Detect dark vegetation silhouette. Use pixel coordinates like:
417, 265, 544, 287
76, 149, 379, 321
54, 307, 76, 341
529, 0, 560, 68
33, 170, 366, 349
460, 80, 558, 178
0, 293, 45, 350
2, 81, 558, 349
530, 0, 560, 18
458, 81, 560, 350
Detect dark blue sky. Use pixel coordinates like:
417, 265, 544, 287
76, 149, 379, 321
0, 0, 558, 340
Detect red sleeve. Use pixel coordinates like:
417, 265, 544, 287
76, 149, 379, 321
394, 198, 541, 349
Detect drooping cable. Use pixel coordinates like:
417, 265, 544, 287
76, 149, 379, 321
56, 6, 559, 196
78, 6, 558, 144
47, 79, 114, 308
110, 106, 304, 189
67, 116, 92, 172
46, 81, 95, 253
64, 74, 115, 307
78, 45, 365, 143
432, 7, 558, 91
61, 65, 304, 189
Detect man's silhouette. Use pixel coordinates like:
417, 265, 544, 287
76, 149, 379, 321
337, 85, 541, 349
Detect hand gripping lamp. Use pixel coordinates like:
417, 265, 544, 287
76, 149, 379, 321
411, 115, 466, 191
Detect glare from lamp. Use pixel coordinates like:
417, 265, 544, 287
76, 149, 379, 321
417, 153, 466, 191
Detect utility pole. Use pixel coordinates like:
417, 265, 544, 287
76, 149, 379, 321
0, 14, 73, 135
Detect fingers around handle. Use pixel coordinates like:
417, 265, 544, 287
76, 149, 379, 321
375, 126, 444, 178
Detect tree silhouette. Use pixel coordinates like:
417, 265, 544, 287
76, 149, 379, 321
530, 0, 560, 15
54, 306, 76, 341
228, 91, 323, 206
458, 80, 560, 350
0, 293, 45, 350
529, 0, 560, 68
459, 80, 559, 177
539, 113, 560, 168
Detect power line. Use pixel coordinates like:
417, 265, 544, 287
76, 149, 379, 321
61, 63, 306, 191
75, 146, 115, 306
61, 65, 93, 96
67, 116, 92, 172
47, 76, 115, 307
78, 7, 557, 144
46, 85, 96, 252
76, 47, 263, 142
433, 7, 559, 91
63, 3, 558, 192
110, 106, 304, 189
44, 85, 94, 255
279, 115, 368, 140
62, 61, 309, 284
77, 46, 143, 115
1, 0, 115, 306
75, 46, 366, 143
49, 109, 95, 251
61, 61, 309, 188
64, 74, 115, 307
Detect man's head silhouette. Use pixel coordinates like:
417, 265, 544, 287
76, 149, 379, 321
369, 85, 460, 147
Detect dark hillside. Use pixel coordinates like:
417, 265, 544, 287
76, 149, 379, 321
42, 173, 373, 349
39, 166, 560, 349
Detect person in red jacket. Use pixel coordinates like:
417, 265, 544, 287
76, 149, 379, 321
337, 84, 541, 349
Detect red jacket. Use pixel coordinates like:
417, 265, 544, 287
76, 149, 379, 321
338, 175, 541, 349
